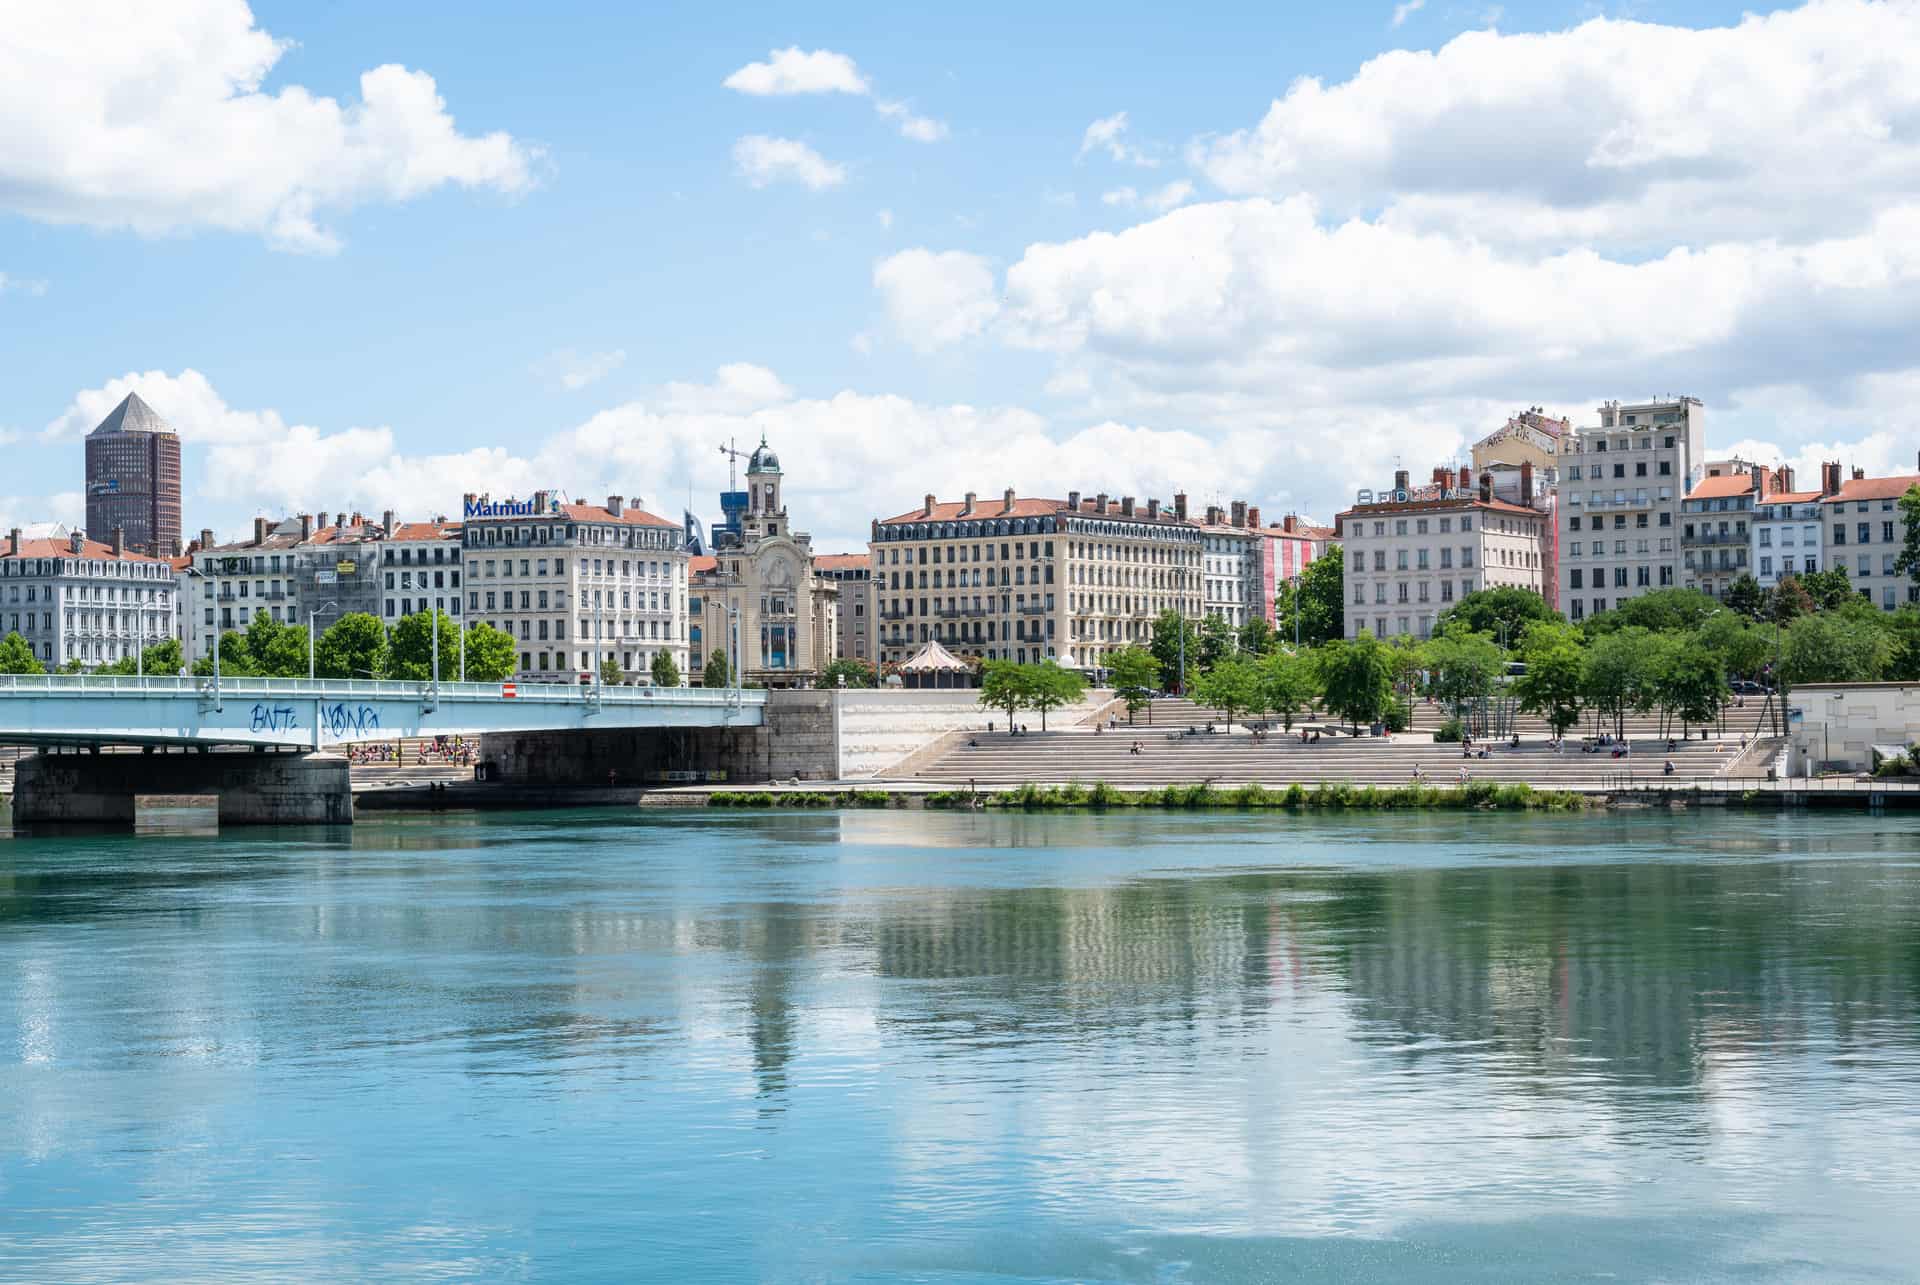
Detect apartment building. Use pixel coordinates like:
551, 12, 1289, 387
1, 527, 175, 668
1751, 475, 1824, 591
379, 517, 463, 623
870, 488, 1202, 674
183, 513, 384, 663
1822, 461, 1920, 612
461, 491, 689, 683
1337, 474, 1550, 641
815, 554, 875, 662
1555, 396, 1703, 622
1199, 501, 1260, 628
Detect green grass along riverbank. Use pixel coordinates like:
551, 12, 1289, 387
704, 781, 1592, 812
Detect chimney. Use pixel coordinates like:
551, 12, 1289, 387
1458, 465, 1472, 490
1002, 488, 1016, 514
1394, 468, 1410, 493
1852, 465, 1865, 480
1205, 505, 1222, 525
1821, 461, 1841, 496
1067, 490, 1081, 510
1248, 506, 1261, 529
1520, 461, 1534, 506
1479, 472, 1493, 503
111, 526, 124, 557
1282, 514, 1297, 534
383, 509, 395, 534
962, 491, 976, 516
70, 531, 85, 555
1750, 464, 1767, 500
1095, 492, 1109, 515
1230, 500, 1247, 527
334, 512, 346, 530
6, 528, 18, 557
253, 517, 269, 547
350, 512, 363, 528
200, 527, 215, 551
300, 514, 314, 542
1146, 498, 1160, 519
532, 491, 547, 514
607, 495, 624, 517
1121, 496, 1136, 517
1174, 493, 1188, 521
924, 493, 937, 517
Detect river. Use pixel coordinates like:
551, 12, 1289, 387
2, 809, 1918, 1281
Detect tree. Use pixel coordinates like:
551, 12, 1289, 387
314, 613, 388, 680
0, 632, 44, 675
1768, 575, 1816, 624
1581, 626, 1657, 740
978, 659, 1030, 730
1106, 645, 1160, 724
820, 658, 874, 689
191, 630, 259, 678
1651, 635, 1731, 737
1258, 649, 1319, 731
1582, 588, 1720, 638
95, 638, 186, 678
461, 622, 517, 682
600, 655, 625, 686
1192, 654, 1260, 729
1025, 661, 1087, 731
1780, 606, 1892, 685
1313, 632, 1394, 732
1799, 565, 1855, 612
1419, 623, 1503, 719
386, 609, 459, 681
1237, 616, 1276, 656
650, 651, 684, 687
702, 648, 731, 689
1197, 614, 1236, 671
1884, 607, 1920, 683
1895, 482, 1920, 585
243, 611, 288, 673
1148, 610, 1199, 691
1276, 547, 1343, 647
56, 658, 86, 675
1436, 586, 1557, 645
1696, 610, 1771, 682
257, 624, 311, 678
1723, 573, 1767, 621
1513, 621, 1585, 735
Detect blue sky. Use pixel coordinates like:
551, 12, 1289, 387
3, 0, 1916, 552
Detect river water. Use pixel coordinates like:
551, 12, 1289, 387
2, 809, 1918, 1282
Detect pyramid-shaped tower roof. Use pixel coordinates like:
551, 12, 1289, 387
88, 391, 173, 437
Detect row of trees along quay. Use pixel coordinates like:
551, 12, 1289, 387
1083, 490, 1920, 740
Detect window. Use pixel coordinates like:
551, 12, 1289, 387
1570, 568, 1583, 589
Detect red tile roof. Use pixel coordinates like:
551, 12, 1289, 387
1684, 474, 1757, 500
1756, 490, 1822, 505
560, 502, 678, 528
878, 495, 1196, 527
814, 553, 870, 571
389, 520, 462, 542
688, 555, 718, 575
1335, 496, 1544, 522
1824, 474, 1920, 504
3, 536, 162, 562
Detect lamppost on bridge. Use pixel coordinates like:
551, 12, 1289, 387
307, 600, 339, 681
184, 563, 222, 711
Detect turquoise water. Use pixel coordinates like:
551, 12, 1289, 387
3, 809, 1919, 1282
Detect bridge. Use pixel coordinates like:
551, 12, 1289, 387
0, 676, 767, 827
0, 674, 764, 748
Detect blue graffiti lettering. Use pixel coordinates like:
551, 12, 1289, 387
322, 703, 382, 738
250, 703, 298, 732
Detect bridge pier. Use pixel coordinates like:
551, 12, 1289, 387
12, 750, 352, 827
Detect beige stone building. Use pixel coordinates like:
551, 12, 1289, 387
870, 489, 1202, 675
816, 554, 876, 663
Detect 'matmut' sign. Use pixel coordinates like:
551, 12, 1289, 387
464, 495, 554, 520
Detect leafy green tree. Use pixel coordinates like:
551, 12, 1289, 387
96, 638, 187, 677
386, 609, 458, 681
1313, 632, 1395, 732
1276, 547, 1343, 647
702, 648, 731, 689
242, 611, 287, 672
1581, 626, 1657, 740
1695, 610, 1771, 682
1896, 483, 1920, 591
1723, 573, 1767, 621
1148, 609, 1200, 691
1025, 661, 1087, 731
56, 658, 87, 675
1419, 623, 1503, 719
599, 655, 625, 686
1884, 607, 1920, 682
191, 631, 259, 677
1237, 617, 1276, 656
1106, 645, 1160, 724
1258, 649, 1319, 731
1436, 586, 1557, 646
1197, 614, 1236, 670
1768, 575, 1816, 624
649, 651, 683, 687
0, 631, 45, 675
1192, 654, 1260, 729
314, 612, 388, 680
1512, 621, 1585, 735
1799, 565, 1855, 612
461, 622, 517, 682
1780, 605, 1892, 684
258, 624, 311, 678
1651, 633, 1731, 737
820, 658, 873, 688
1582, 588, 1721, 638
978, 659, 1030, 730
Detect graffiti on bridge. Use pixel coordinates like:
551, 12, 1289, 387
250, 703, 297, 732
322, 703, 383, 739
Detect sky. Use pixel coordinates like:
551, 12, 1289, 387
3, 0, 1918, 553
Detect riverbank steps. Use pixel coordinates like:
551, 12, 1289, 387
705, 781, 1592, 811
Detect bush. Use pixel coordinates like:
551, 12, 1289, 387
1434, 717, 1465, 743
1874, 752, 1914, 778
1384, 706, 1410, 733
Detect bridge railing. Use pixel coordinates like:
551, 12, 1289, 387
0, 675, 765, 707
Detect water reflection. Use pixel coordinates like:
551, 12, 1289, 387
0, 810, 1918, 1279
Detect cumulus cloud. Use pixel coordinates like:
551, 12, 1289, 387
877, 100, 949, 142
1190, 2, 1920, 251
1078, 111, 1159, 167
1101, 180, 1194, 212
732, 135, 847, 189
1390, 0, 1425, 28
0, 0, 535, 253
533, 348, 627, 392
872, 249, 1000, 351
723, 47, 870, 96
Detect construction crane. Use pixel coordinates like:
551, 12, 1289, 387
718, 437, 750, 492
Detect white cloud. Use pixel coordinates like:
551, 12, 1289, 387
723, 48, 869, 96
533, 348, 627, 392
877, 100, 949, 142
1190, 3, 1920, 251
0, 494, 83, 535
1102, 181, 1194, 212
0, 0, 535, 254
1101, 187, 1138, 207
731, 135, 846, 190
1078, 111, 1159, 167
0, 272, 48, 296
872, 249, 1000, 352
877, 208, 894, 230
1390, 0, 1425, 28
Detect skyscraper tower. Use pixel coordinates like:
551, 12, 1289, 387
84, 392, 182, 556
